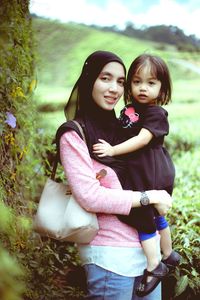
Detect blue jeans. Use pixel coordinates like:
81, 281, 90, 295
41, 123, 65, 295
84, 264, 161, 300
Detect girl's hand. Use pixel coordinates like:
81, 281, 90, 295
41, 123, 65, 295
93, 139, 115, 157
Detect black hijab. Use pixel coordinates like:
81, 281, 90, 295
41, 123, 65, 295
56, 50, 130, 188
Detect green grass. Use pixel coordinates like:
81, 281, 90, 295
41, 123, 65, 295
34, 84, 69, 104
167, 102, 200, 150
172, 79, 200, 103
38, 111, 66, 135
33, 17, 200, 89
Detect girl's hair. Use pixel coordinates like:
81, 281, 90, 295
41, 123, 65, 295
125, 54, 172, 105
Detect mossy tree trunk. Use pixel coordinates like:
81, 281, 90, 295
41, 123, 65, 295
0, 0, 35, 205
0, 1, 36, 299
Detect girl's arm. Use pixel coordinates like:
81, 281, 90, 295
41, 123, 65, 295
60, 130, 171, 214
60, 130, 135, 215
93, 128, 153, 157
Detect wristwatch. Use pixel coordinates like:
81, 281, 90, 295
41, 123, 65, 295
140, 191, 150, 206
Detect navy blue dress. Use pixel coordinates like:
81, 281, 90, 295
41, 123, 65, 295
119, 103, 175, 194
118, 103, 175, 233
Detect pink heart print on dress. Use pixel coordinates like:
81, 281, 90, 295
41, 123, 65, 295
124, 106, 139, 122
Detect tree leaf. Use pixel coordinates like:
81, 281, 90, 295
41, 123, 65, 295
175, 275, 189, 297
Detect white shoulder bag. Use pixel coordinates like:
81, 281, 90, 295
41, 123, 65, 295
33, 121, 99, 243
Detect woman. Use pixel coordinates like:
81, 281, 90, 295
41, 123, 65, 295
56, 50, 172, 300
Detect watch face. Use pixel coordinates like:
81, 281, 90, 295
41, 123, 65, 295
140, 192, 150, 206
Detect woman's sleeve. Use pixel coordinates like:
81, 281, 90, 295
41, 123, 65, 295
59, 130, 134, 215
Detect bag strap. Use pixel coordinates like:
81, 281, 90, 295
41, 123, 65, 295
51, 156, 59, 180
51, 120, 86, 180
72, 120, 86, 143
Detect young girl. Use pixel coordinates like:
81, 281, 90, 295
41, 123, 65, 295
93, 54, 180, 296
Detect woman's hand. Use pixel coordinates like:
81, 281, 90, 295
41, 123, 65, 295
93, 139, 115, 157
146, 190, 172, 216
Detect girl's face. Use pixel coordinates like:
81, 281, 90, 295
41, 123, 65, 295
92, 62, 125, 111
131, 64, 161, 105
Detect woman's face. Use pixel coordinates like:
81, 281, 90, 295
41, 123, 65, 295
92, 62, 125, 111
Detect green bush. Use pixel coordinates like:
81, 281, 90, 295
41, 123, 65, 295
162, 148, 200, 300
0, 202, 26, 300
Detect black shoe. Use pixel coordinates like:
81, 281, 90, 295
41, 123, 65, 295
136, 261, 169, 297
162, 250, 181, 272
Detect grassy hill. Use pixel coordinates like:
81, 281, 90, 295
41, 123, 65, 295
32, 17, 200, 136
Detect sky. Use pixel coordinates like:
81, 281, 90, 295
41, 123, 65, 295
29, 0, 200, 39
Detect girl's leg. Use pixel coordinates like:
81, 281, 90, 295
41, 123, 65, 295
132, 277, 161, 300
155, 215, 181, 271
155, 215, 172, 258
136, 233, 168, 297
140, 234, 160, 272
84, 264, 135, 300
159, 226, 173, 258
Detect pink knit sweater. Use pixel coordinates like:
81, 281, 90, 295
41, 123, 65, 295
60, 130, 141, 248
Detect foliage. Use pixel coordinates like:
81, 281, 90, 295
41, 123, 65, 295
162, 150, 200, 299
22, 236, 86, 300
0, 201, 26, 300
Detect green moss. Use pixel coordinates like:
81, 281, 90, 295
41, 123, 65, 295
0, 0, 35, 204
0, 1, 35, 299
